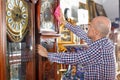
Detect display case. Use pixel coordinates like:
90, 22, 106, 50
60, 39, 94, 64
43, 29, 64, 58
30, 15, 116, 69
0, 0, 37, 80
36, 0, 60, 80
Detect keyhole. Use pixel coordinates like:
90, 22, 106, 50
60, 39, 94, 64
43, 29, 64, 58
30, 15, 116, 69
16, 14, 19, 17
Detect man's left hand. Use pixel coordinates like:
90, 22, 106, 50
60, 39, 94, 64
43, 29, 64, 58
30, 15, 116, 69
37, 44, 48, 57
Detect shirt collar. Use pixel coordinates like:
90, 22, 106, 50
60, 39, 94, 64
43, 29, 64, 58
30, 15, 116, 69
89, 37, 108, 46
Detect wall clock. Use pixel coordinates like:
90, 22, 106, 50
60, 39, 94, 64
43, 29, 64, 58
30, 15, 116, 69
3, 0, 37, 80
6, 0, 28, 42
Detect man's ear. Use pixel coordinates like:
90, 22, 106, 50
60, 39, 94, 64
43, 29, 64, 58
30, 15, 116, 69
93, 29, 101, 36
92, 28, 96, 35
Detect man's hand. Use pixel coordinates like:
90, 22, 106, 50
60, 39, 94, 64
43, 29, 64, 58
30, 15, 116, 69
54, 5, 67, 25
58, 9, 67, 25
37, 44, 48, 57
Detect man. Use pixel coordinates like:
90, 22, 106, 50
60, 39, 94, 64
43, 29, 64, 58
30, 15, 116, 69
37, 11, 116, 79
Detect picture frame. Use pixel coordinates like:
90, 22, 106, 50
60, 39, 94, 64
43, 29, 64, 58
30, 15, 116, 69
95, 3, 107, 16
88, 0, 97, 21
58, 26, 74, 44
79, 2, 88, 9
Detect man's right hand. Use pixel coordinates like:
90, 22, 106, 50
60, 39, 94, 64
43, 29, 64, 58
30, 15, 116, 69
54, 5, 67, 25
58, 9, 67, 25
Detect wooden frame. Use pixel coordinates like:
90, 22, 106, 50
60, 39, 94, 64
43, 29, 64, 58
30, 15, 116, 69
0, 0, 37, 80
39, 37, 58, 79
79, 2, 88, 10
36, 0, 59, 80
88, 0, 97, 21
40, 0, 58, 33
95, 3, 107, 16
0, 0, 7, 80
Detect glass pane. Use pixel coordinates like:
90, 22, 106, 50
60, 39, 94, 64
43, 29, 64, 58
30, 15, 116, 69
7, 42, 25, 80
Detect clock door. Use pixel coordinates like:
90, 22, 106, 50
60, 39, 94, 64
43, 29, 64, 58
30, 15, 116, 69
36, 0, 60, 80
5, 0, 36, 80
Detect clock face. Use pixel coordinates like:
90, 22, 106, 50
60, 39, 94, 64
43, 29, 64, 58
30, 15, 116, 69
40, 0, 55, 32
6, 0, 28, 42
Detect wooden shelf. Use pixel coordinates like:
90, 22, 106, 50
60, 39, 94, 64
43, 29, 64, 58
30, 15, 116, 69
59, 69, 67, 72
41, 33, 60, 36
39, 32, 61, 38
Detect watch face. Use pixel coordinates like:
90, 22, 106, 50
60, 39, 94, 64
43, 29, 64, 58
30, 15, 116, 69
40, 0, 56, 32
6, 0, 28, 42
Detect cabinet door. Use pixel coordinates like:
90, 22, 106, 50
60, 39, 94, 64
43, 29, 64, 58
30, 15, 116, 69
40, 38, 58, 80
36, 0, 59, 80
36, 0, 59, 33
0, 0, 36, 80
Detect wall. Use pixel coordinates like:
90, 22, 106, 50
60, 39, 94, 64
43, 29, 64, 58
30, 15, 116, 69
60, 0, 79, 15
60, 0, 80, 22
60, 0, 119, 22
60, 0, 79, 10
94, 0, 119, 21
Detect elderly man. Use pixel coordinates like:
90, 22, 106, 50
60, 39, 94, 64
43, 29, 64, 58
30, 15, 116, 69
37, 15, 116, 79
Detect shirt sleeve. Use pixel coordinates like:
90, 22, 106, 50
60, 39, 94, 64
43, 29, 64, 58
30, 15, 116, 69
48, 44, 102, 66
65, 22, 92, 44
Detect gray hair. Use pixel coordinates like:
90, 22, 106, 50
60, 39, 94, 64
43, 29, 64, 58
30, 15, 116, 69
94, 19, 111, 37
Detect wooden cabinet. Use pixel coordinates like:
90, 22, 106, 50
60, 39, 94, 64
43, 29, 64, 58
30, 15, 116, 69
0, 0, 37, 80
0, 0, 60, 80
35, 0, 60, 80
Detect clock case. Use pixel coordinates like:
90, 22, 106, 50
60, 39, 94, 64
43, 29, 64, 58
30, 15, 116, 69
0, 0, 37, 80
36, 0, 60, 80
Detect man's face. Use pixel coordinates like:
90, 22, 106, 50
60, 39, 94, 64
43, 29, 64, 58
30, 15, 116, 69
87, 22, 95, 40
